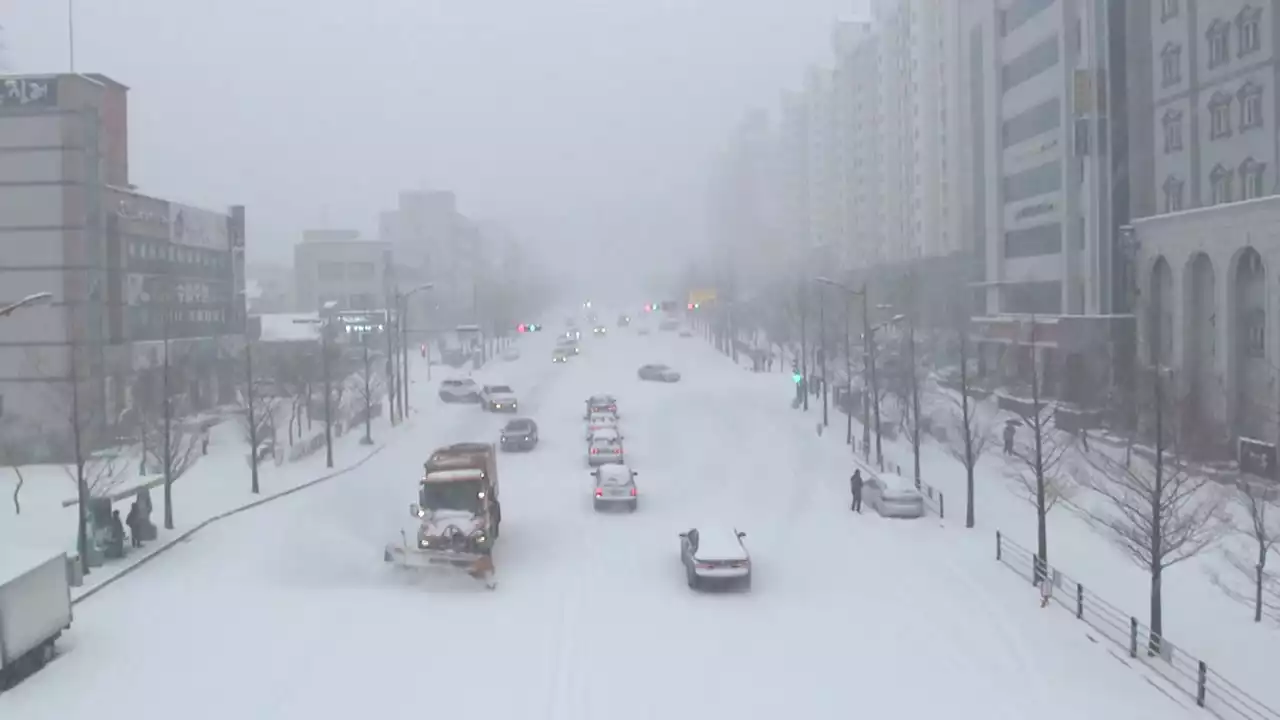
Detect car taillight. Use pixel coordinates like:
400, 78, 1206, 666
695, 563, 714, 570
591, 448, 598, 455
595, 489, 603, 497
630, 487, 637, 496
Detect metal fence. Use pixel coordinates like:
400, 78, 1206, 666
918, 481, 945, 518
994, 530, 1279, 720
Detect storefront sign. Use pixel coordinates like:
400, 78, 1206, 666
0, 76, 57, 108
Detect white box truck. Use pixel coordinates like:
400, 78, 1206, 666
0, 554, 72, 689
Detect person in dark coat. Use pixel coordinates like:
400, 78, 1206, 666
110, 509, 125, 545
1003, 423, 1016, 456
126, 501, 141, 548
850, 470, 864, 513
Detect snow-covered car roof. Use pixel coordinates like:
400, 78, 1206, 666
442, 378, 477, 387
587, 413, 617, 423
873, 472, 919, 494
503, 418, 535, 430
691, 526, 748, 561
595, 465, 634, 484
589, 427, 620, 440
587, 394, 617, 403
484, 385, 514, 394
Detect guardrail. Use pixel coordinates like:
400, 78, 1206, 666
918, 481, 945, 518
994, 530, 1279, 720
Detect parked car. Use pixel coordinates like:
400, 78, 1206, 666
587, 432, 625, 466
592, 464, 638, 511
479, 384, 519, 412
864, 472, 925, 519
637, 364, 680, 382
679, 526, 751, 591
585, 394, 618, 418
439, 378, 481, 403
500, 418, 539, 452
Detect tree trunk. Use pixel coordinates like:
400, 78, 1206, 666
1149, 561, 1164, 655
11, 466, 23, 514
1255, 549, 1266, 623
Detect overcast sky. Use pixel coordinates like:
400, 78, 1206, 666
5, 0, 867, 272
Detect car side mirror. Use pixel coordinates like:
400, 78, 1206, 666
410, 503, 422, 518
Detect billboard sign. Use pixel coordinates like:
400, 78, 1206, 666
170, 203, 229, 251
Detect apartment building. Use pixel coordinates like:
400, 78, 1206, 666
779, 89, 812, 266
293, 230, 393, 312
378, 189, 481, 329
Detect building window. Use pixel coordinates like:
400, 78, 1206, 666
1163, 175, 1185, 212
1161, 0, 1179, 22
1239, 81, 1263, 129
1240, 157, 1266, 199
1238, 6, 1262, 56
1209, 92, 1233, 138
317, 262, 344, 282
1002, 37, 1060, 91
1004, 222, 1063, 258
1210, 164, 1233, 204
1245, 308, 1266, 357
1162, 109, 1184, 152
1207, 20, 1230, 68
1161, 43, 1182, 86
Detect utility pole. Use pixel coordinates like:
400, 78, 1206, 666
70, 332, 88, 576
400, 293, 410, 416
799, 279, 809, 412
161, 293, 173, 529
860, 285, 872, 461
245, 327, 259, 494
321, 314, 333, 469
385, 294, 398, 425
361, 329, 373, 444
843, 290, 853, 447
819, 292, 829, 428
907, 278, 922, 488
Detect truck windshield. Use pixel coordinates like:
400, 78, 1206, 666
419, 479, 484, 513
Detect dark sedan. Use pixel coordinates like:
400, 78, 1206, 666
500, 418, 540, 452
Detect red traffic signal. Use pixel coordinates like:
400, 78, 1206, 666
517, 323, 527, 333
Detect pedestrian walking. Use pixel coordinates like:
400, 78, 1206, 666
1003, 423, 1016, 456
125, 501, 141, 548
850, 470, 864, 513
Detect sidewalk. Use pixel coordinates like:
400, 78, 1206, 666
0, 356, 446, 602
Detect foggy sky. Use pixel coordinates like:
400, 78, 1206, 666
6, 0, 866, 276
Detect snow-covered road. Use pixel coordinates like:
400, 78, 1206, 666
0, 324, 1198, 719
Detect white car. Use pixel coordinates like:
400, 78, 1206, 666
438, 378, 481, 403
864, 472, 925, 519
479, 384, 519, 412
586, 413, 619, 435
679, 526, 751, 591
585, 394, 618, 418
586, 426, 622, 444
592, 464, 638, 512
502, 346, 520, 361
587, 432, 625, 466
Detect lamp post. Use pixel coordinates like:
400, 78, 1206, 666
0, 292, 53, 318
235, 289, 260, 494
818, 291, 829, 428
397, 283, 435, 420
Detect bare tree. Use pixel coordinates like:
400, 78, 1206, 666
944, 325, 994, 528
0, 416, 31, 514
351, 338, 383, 445
1211, 480, 1280, 623
62, 446, 136, 498
237, 383, 280, 468
1079, 366, 1225, 654
145, 415, 201, 529
1003, 317, 1074, 582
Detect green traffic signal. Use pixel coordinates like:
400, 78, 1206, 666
792, 372, 803, 384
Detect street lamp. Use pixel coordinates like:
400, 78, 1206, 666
0, 292, 53, 318
293, 300, 338, 468
397, 283, 435, 419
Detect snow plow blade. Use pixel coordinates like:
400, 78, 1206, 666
384, 542, 496, 588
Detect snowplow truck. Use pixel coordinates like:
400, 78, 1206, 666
384, 442, 502, 587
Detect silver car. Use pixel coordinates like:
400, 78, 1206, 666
679, 526, 751, 591
592, 464, 638, 511
637, 364, 680, 382
587, 433, 625, 466
864, 473, 925, 518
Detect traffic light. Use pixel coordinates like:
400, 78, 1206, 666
792, 371, 803, 384
517, 323, 527, 333
687, 303, 694, 310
